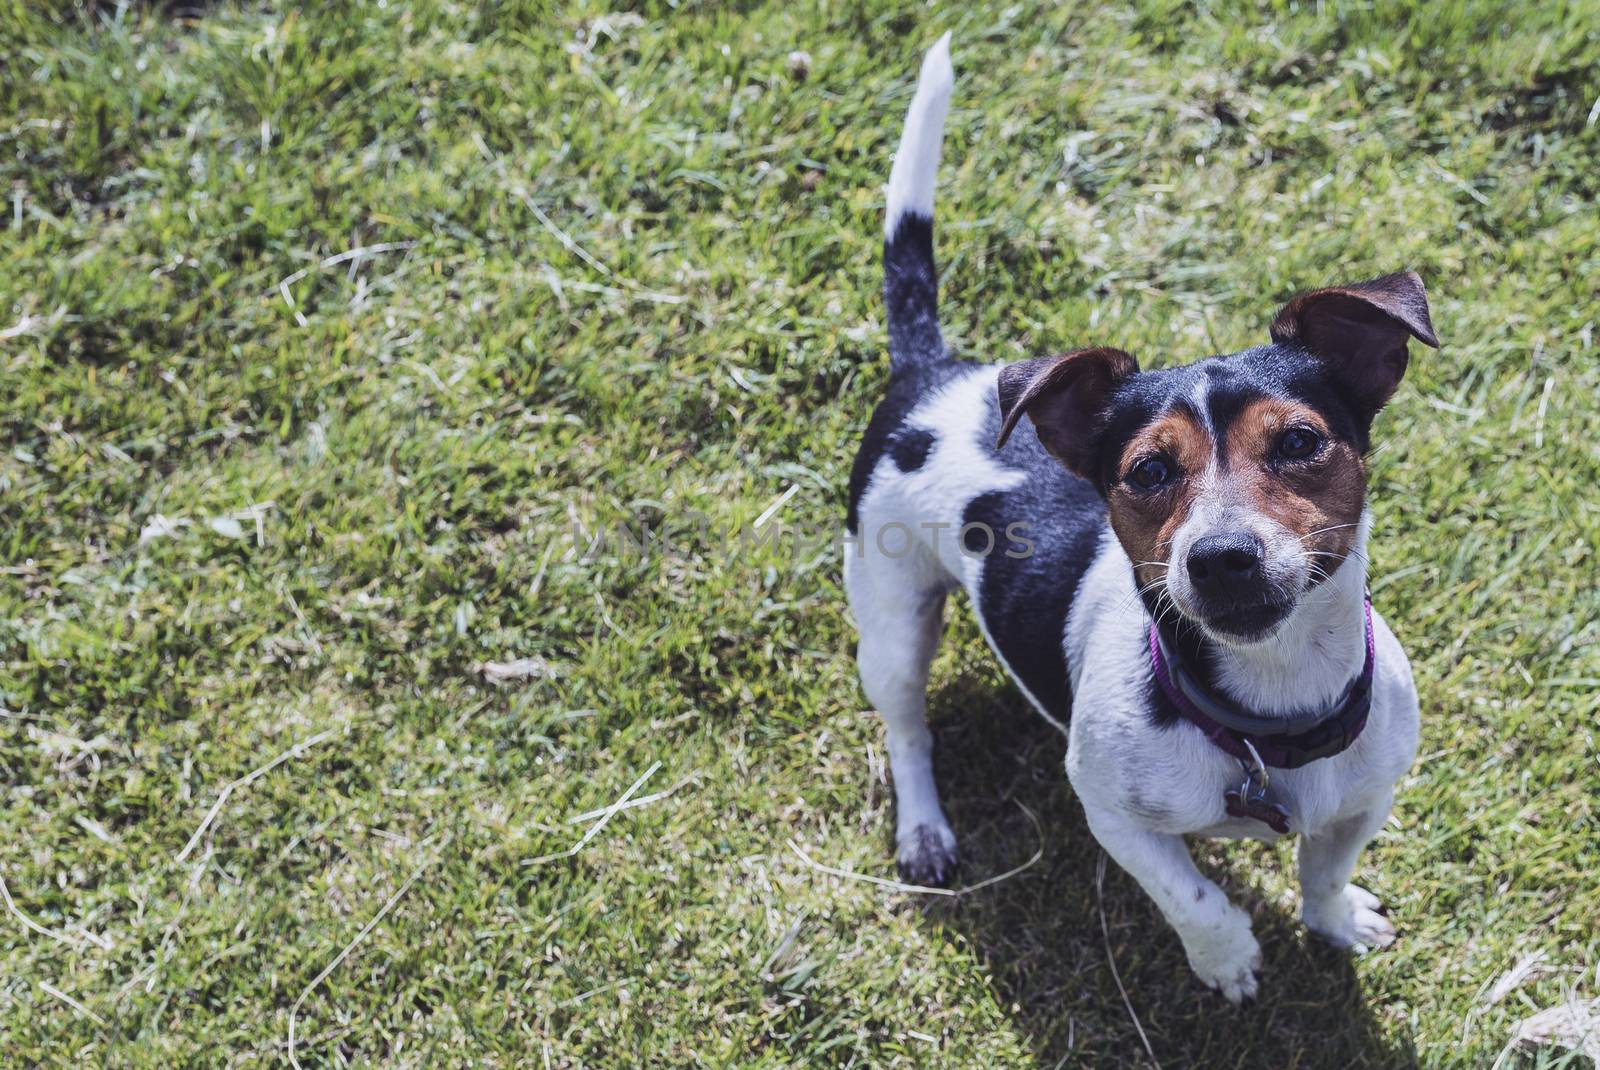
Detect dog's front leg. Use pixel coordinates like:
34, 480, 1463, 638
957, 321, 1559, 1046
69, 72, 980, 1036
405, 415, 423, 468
1081, 802, 1261, 1003
1298, 803, 1396, 952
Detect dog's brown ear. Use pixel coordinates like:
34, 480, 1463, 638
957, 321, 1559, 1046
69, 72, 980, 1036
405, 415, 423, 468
1270, 271, 1439, 412
996, 347, 1137, 479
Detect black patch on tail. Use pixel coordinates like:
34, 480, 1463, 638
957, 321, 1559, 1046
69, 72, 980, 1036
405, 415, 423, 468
885, 214, 943, 373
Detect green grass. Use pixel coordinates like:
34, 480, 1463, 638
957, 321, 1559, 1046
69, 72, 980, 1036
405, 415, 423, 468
1, 1, 1597, 1066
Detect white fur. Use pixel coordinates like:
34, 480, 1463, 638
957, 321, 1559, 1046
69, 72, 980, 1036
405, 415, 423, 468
851, 367, 1070, 726
884, 32, 953, 238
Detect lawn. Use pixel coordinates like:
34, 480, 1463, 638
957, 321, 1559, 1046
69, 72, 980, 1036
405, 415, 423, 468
1, 1, 1597, 1066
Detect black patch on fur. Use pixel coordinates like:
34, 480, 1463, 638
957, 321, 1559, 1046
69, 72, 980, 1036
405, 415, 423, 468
847, 211, 960, 534
960, 521, 989, 554
846, 359, 972, 533
964, 405, 1109, 724
890, 428, 935, 472
884, 214, 943, 373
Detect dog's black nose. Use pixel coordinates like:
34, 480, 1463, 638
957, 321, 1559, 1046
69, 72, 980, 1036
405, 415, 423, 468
1187, 533, 1264, 598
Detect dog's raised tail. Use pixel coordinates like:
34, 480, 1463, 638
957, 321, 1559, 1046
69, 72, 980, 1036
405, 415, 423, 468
884, 33, 952, 375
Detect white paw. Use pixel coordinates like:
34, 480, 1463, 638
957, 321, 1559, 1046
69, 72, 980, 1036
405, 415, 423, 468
1303, 884, 1395, 953
1184, 908, 1262, 1004
896, 822, 958, 887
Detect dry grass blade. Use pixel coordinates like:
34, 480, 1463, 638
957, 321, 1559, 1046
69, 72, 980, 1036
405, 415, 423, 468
564, 771, 699, 824
475, 656, 556, 685
176, 730, 337, 863
286, 862, 429, 1070
0, 871, 87, 949
1484, 950, 1551, 1006
788, 800, 1046, 898
1097, 853, 1161, 1070
522, 762, 662, 867
40, 981, 106, 1026
1492, 995, 1600, 1069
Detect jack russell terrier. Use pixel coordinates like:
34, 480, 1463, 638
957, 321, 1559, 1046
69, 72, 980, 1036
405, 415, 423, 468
844, 35, 1437, 1002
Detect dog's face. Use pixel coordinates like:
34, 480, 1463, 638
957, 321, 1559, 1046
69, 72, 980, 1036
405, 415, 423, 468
1097, 355, 1374, 641
996, 272, 1437, 644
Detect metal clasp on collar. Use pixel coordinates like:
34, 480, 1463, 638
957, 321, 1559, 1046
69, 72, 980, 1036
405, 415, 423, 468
1223, 738, 1292, 833
1240, 738, 1269, 797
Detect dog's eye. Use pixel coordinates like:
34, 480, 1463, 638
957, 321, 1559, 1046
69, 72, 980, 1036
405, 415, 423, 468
1276, 426, 1322, 460
1127, 455, 1174, 490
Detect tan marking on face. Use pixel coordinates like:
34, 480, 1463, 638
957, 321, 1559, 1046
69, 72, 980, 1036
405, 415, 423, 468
1106, 407, 1215, 592
1223, 397, 1366, 581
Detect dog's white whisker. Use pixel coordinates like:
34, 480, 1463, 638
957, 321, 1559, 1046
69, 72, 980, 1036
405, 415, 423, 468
1119, 573, 1173, 612
1298, 522, 1361, 541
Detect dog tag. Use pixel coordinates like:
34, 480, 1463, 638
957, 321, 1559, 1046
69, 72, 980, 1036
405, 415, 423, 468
1224, 785, 1291, 834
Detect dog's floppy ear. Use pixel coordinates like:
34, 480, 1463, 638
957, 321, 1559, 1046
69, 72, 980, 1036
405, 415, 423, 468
995, 347, 1137, 478
1270, 270, 1439, 413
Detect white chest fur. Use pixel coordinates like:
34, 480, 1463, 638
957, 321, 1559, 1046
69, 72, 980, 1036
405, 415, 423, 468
1064, 527, 1420, 841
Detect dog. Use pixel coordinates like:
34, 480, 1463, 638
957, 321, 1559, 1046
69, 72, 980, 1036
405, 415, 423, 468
844, 35, 1436, 1002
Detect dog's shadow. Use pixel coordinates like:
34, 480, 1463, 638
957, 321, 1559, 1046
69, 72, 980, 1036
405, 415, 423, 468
913, 668, 1417, 1068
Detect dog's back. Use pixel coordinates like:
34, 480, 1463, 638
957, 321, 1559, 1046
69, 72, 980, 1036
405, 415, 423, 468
845, 34, 1106, 732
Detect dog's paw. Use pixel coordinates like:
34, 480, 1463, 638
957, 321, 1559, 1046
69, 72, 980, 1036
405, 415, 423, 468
1303, 884, 1395, 953
1184, 909, 1262, 1004
896, 823, 958, 887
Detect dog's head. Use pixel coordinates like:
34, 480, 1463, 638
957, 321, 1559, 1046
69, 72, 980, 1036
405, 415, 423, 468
996, 272, 1437, 644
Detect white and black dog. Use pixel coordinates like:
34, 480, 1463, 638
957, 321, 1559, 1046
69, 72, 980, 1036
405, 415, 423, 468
844, 36, 1438, 1002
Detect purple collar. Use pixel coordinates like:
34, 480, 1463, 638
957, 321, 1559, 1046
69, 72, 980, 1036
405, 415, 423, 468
1147, 599, 1376, 771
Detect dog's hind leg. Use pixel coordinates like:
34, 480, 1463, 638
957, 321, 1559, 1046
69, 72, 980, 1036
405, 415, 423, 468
844, 537, 956, 886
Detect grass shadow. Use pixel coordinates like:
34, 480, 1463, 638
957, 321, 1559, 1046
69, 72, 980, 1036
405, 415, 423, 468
911, 669, 1417, 1068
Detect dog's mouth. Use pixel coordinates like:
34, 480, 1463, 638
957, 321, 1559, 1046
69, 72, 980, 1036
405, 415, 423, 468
1196, 597, 1295, 642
